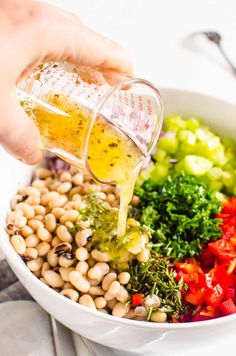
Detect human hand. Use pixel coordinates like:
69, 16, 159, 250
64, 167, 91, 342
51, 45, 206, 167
0, 0, 132, 164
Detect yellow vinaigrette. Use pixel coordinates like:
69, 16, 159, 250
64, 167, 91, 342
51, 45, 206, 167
25, 93, 144, 237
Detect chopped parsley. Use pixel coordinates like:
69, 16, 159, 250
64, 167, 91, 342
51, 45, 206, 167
135, 173, 222, 260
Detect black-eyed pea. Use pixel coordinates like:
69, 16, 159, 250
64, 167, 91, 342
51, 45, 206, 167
25, 195, 41, 206
44, 270, 64, 288
135, 306, 146, 317
116, 286, 129, 303
10, 235, 26, 254
60, 171, 72, 182
59, 267, 74, 282
92, 262, 109, 276
47, 249, 59, 267
57, 182, 72, 194
35, 168, 52, 179
85, 241, 93, 252
13, 216, 27, 228
104, 291, 115, 301
45, 214, 57, 232
72, 173, 83, 186
150, 311, 167, 323
63, 202, 75, 211
71, 195, 81, 204
69, 271, 90, 293
87, 278, 101, 286
118, 272, 130, 285
34, 205, 46, 216
20, 225, 34, 238
144, 295, 161, 309
107, 299, 117, 309
41, 192, 59, 206
15, 202, 35, 219
32, 179, 45, 188
75, 261, 89, 275
124, 309, 136, 319
91, 250, 111, 262
76, 247, 89, 262
112, 302, 129, 318
27, 257, 43, 272
137, 249, 150, 263
60, 210, 79, 224
107, 281, 121, 296
68, 186, 81, 199
39, 187, 49, 195
87, 257, 96, 268
75, 229, 92, 247
34, 215, 44, 221
24, 247, 38, 260
7, 210, 23, 221
41, 262, 50, 277
87, 266, 102, 281
77, 219, 90, 229
37, 242, 51, 256
33, 269, 41, 278
94, 297, 107, 309
65, 221, 74, 230
51, 208, 65, 220
63, 282, 73, 289
28, 219, 44, 231
10, 195, 23, 210
105, 193, 115, 204
37, 227, 52, 242
102, 272, 117, 291
48, 195, 68, 209
60, 289, 79, 302
73, 200, 83, 210
25, 234, 40, 248
20, 186, 40, 197
98, 308, 108, 314
6, 223, 20, 236
101, 184, 114, 194
89, 286, 105, 296
51, 236, 61, 247
59, 255, 76, 268
57, 225, 72, 243
79, 294, 96, 309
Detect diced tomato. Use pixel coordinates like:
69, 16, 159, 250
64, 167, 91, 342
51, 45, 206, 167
199, 305, 217, 318
205, 284, 224, 307
222, 197, 236, 215
131, 293, 143, 306
191, 312, 211, 322
185, 288, 206, 306
213, 264, 234, 289
224, 287, 235, 301
208, 239, 236, 261
220, 298, 236, 316
199, 248, 214, 269
229, 237, 236, 247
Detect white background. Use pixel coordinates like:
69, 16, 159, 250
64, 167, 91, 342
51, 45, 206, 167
45, 0, 236, 105
43, 1, 236, 355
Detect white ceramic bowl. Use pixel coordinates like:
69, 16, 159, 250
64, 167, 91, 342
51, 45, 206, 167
1, 88, 236, 356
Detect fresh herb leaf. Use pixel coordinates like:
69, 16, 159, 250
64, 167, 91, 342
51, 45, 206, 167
127, 252, 186, 318
135, 173, 222, 260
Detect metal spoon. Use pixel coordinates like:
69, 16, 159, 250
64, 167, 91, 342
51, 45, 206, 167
194, 31, 236, 76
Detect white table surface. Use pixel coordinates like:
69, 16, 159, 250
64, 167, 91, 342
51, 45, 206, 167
42, 1, 236, 355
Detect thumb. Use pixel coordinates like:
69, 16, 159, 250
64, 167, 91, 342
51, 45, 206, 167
0, 91, 43, 164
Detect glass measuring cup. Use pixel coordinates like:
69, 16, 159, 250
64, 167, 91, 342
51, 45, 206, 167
18, 62, 163, 184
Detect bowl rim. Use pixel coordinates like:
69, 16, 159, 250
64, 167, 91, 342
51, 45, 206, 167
2, 86, 236, 330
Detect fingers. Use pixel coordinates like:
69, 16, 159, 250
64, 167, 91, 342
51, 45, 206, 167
34, 3, 133, 77
0, 91, 43, 164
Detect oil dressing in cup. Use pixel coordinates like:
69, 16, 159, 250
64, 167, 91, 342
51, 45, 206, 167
18, 62, 163, 236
